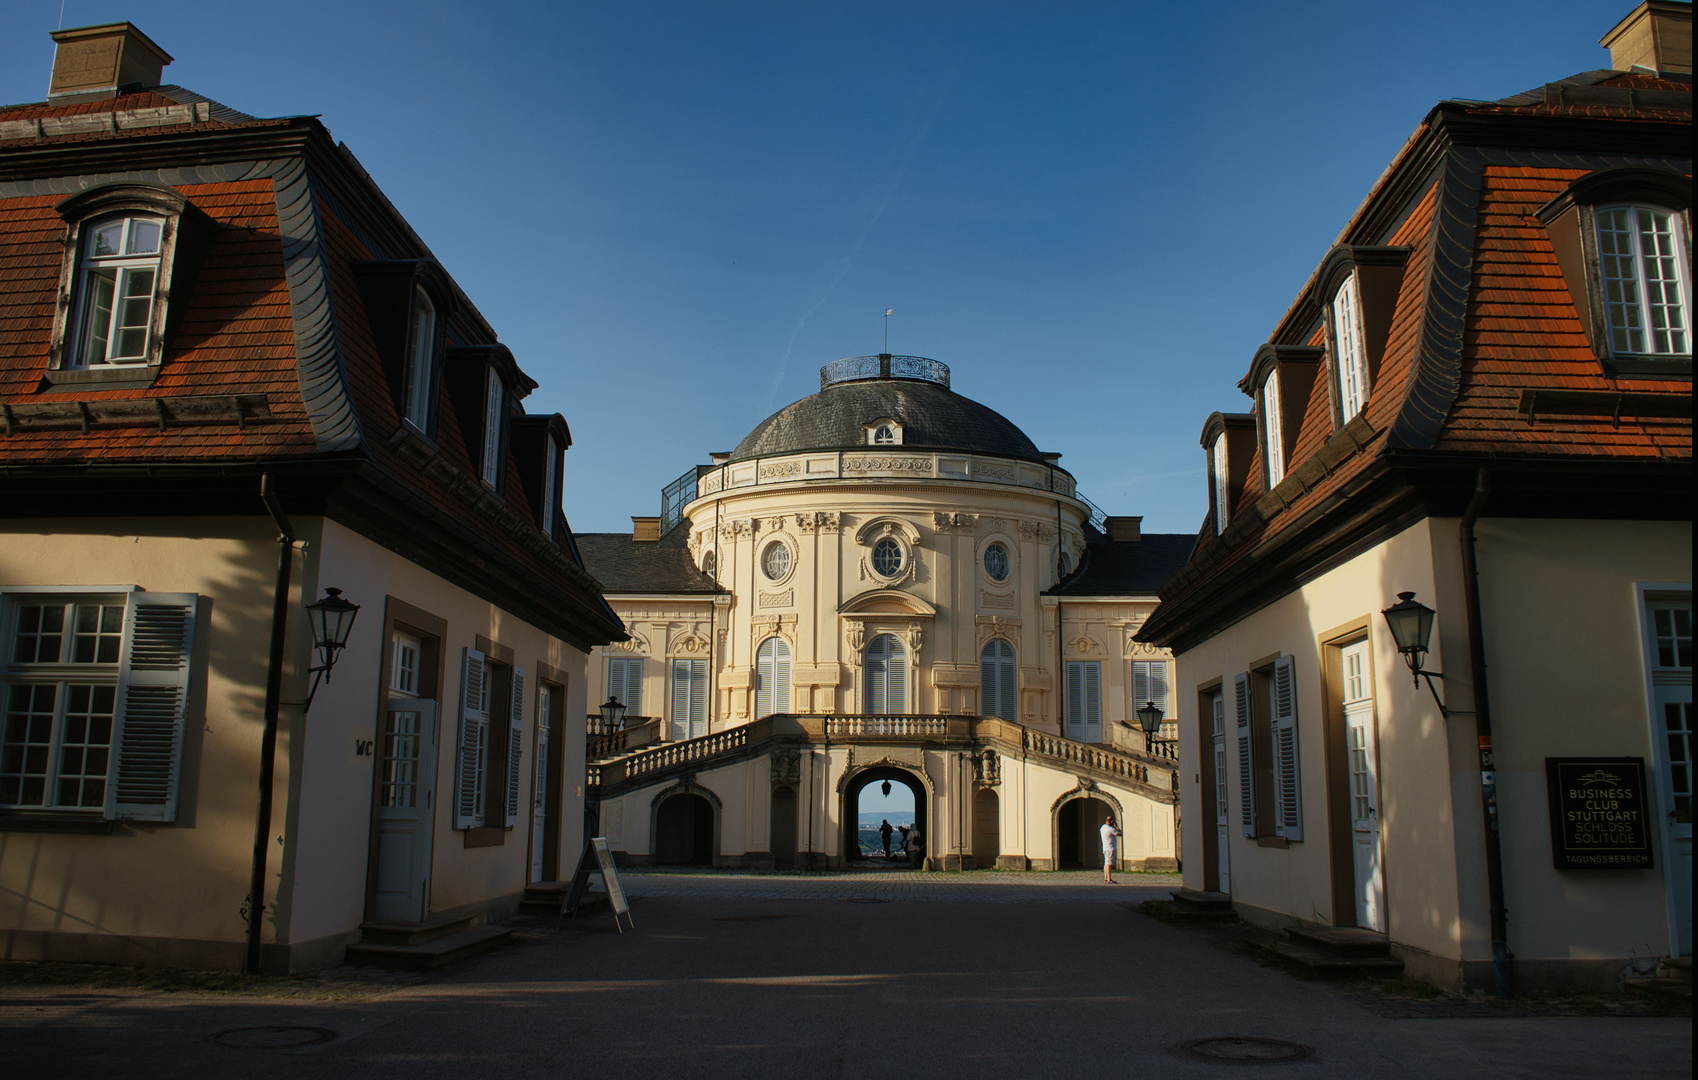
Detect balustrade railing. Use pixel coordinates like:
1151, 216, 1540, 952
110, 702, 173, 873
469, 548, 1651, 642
825, 715, 951, 738
587, 730, 627, 760
623, 726, 750, 780
1023, 728, 1171, 790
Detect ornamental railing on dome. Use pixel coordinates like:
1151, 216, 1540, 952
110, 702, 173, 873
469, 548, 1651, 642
660, 465, 701, 533
820, 354, 950, 391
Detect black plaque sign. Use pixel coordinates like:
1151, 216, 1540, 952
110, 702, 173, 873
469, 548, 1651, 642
1545, 757, 1653, 870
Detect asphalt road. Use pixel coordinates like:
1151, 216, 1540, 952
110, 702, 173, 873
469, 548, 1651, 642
2, 871, 1688, 1080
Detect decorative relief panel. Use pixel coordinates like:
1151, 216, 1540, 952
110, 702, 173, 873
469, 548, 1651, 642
793, 511, 841, 533
1018, 521, 1056, 542
980, 591, 1016, 610
974, 462, 1018, 481
758, 589, 794, 609
720, 518, 755, 540
770, 749, 801, 787
612, 632, 651, 654
975, 615, 1021, 645
932, 511, 978, 532
669, 631, 710, 655
758, 461, 801, 480
699, 472, 723, 495
1070, 635, 1105, 656
843, 455, 931, 473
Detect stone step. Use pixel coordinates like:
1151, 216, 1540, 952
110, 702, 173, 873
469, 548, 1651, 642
1272, 940, 1404, 980
1284, 924, 1393, 959
1663, 956, 1692, 983
358, 912, 476, 946
1169, 889, 1234, 913
345, 925, 513, 971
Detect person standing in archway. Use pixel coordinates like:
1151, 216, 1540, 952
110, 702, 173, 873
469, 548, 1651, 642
906, 824, 925, 870
880, 819, 894, 859
1100, 814, 1122, 884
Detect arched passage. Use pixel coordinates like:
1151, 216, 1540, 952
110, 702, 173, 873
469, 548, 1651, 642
1056, 795, 1116, 870
770, 785, 798, 869
842, 766, 928, 868
655, 791, 715, 865
972, 787, 1000, 867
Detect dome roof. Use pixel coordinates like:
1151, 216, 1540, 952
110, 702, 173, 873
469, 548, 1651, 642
730, 357, 1043, 463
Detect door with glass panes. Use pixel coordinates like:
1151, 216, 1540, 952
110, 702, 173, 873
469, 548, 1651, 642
1212, 690, 1230, 892
530, 683, 554, 882
1645, 599, 1692, 956
1341, 639, 1383, 931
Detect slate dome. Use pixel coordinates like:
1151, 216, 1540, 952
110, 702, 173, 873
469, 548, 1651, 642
729, 356, 1044, 464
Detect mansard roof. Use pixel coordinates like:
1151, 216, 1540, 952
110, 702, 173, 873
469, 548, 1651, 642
1048, 532, 1197, 597
578, 521, 727, 595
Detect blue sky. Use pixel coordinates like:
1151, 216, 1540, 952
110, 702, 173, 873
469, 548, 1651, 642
4, 1, 1627, 534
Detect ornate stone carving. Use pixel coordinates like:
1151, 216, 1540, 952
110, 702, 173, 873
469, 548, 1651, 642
975, 463, 1017, 481
846, 621, 866, 662
976, 615, 1021, 645
817, 511, 841, 533
670, 631, 710, 655
758, 462, 801, 480
1071, 635, 1103, 655
972, 749, 1001, 786
720, 518, 754, 540
770, 749, 801, 787
905, 622, 925, 654
932, 511, 978, 532
758, 589, 794, 609
843, 455, 931, 473
613, 632, 650, 654
981, 590, 1016, 610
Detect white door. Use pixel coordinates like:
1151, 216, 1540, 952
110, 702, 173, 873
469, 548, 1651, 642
531, 684, 553, 882
1342, 640, 1383, 931
1212, 690, 1230, 892
375, 698, 438, 923
1646, 600, 1692, 955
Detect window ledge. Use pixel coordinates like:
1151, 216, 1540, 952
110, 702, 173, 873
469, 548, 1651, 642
41, 365, 159, 391
462, 826, 506, 848
1255, 835, 1290, 849
0, 812, 115, 834
1601, 356, 1692, 381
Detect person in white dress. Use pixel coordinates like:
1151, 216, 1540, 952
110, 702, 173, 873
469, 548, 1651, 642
1100, 815, 1122, 883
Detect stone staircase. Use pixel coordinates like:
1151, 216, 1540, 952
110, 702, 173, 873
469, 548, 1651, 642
344, 912, 512, 971
518, 881, 570, 917
1160, 889, 1238, 924
1273, 925, 1404, 979
1626, 955, 1692, 1000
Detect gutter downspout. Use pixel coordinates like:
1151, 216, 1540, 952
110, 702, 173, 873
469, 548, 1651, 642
247, 473, 295, 976
1460, 467, 1511, 997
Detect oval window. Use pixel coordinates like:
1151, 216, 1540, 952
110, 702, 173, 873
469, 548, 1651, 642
762, 541, 791, 580
871, 538, 904, 577
983, 543, 1009, 582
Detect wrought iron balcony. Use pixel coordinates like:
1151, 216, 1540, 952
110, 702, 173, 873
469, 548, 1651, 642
820, 354, 950, 391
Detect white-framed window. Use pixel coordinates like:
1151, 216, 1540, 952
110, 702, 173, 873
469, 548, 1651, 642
865, 418, 902, 445
1064, 661, 1101, 743
762, 541, 792, 582
1639, 590, 1692, 955
69, 216, 164, 367
873, 425, 895, 444
481, 367, 504, 488
1261, 373, 1285, 486
1, 588, 198, 821
755, 637, 791, 719
540, 435, 559, 537
1211, 432, 1229, 534
671, 658, 708, 740
864, 634, 907, 715
390, 631, 422, 697
983, 542, 1010, 582
606, 656, 643, 716
980, 639, 1016, 722
1057, 549, 1072, 580
1132, 660, 1169, 718
1332, 273, 1368, 423
871, 538, 903, 578
403, 286, 436, 428
1596, 205, 1690, 357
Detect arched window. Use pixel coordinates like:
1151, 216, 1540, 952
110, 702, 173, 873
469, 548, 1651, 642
980, 639, 1016, 721
873, 424, 895, 444
701, 550, 716, 579
755, 637, 791, 718
864, 634, 907, 715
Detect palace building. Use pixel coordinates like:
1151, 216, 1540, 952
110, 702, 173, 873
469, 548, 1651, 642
579, 354, 1194, 871
1138, 2, 1691, 993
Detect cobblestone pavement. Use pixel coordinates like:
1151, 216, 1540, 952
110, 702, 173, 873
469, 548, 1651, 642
612, 868, 1181, 902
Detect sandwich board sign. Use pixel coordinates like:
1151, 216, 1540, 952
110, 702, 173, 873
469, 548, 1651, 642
561, 837, 632, 931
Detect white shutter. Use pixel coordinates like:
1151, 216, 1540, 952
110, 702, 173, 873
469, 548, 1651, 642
625, 658, 643, 716
671, 659, 691, 735
755, 640, 774, 719
1272, 656, 1303, 841
689, 660, 707, 733
998, 645, 1015, 722
455, 648, 488, 829
774, 639, 791, 714
1235, 672, 1254, 837
885, 637, 905, 714
106, 593, 199, 822
1132, 662, 1149, 711
1083, 662, 1101, 742
505, 666, 525, 826
1150, 661, 1169, 716
982, 640, 1015, 721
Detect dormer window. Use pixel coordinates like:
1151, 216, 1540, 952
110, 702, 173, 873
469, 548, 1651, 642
1331, 273, 1368, 423
1260, 373, 1284, 486
1211, 432, 1229, 533
1595, 205, 1689, 357
71, 216, 163, 366
865, 418, 902, 445
481, 367, 505, 488
540, 434, 559, 536
402, 286, 436, 428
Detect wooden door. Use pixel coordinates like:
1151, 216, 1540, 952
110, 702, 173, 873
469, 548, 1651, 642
1212, 690, 1230, 892
375, 698, 438, 923
1341, 641, 1383, 931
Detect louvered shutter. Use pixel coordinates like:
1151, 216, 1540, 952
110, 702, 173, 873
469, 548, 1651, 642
689, 660, 707, 733
455, 648, 488, 829
1235, 672, 1254, 837
505, 667, 526, 826
1132, 662, 1148, 711
885, 637, 906, 714
1083, 662, 1101, 742
755, 640, 774, 719
999, 645, 1016, 721
671, 659, 691, 735
773, 639, 791, 714
1272, 656, 1303, 841
1149, 661, 1169, 716
106, 593, 199, 822
624, 659, 643, 715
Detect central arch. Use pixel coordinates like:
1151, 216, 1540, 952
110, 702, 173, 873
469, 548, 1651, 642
841, 765, 929, 869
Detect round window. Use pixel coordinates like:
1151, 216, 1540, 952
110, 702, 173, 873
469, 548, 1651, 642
761, 541, 791, 581
1057, 550, 1072, 578
871, 538, 904, 577
983, 542, 1009, 582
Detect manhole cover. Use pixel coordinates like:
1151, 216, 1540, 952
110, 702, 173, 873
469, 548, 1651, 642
204, 1026, 337, 1050
1177, 1037, 1314, 1064
844, 897, 891, 904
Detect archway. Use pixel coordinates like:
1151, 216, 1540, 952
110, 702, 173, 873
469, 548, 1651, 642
972, 787, 1000, 867
1056, 795, 1114, 869
842, 766, 928, 868
656, 792, 714, 865
770, 785, 798, 869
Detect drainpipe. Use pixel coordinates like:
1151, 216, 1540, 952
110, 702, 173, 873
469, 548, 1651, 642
246, 473, 295, 976
1460, 467, 1511, 997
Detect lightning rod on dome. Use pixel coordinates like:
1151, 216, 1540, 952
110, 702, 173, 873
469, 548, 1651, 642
883, 308, 892, 354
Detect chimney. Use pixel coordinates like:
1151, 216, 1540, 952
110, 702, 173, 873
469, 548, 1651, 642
631, 516, 661, 543
1601, 1, 1692, 75
48, 23, 173, 100
1105, 516, 1143, 542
